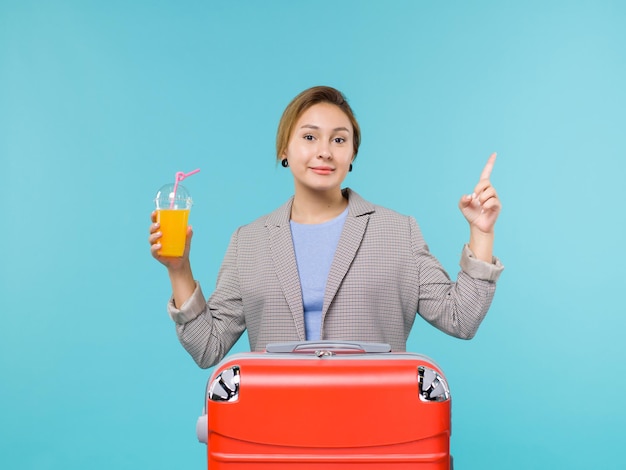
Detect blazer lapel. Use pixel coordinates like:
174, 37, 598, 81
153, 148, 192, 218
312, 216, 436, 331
322, 189, 375, 316
266, 197, 306, 340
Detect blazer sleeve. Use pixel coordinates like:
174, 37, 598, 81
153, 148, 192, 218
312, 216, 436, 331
167, 228, 247, 368
410, 217, 503, 340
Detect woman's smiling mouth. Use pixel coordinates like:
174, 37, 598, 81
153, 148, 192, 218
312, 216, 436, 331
310, 166, 334, 175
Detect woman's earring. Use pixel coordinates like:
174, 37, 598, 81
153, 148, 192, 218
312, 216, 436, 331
281, 159, 289, 168
349, 163, 353, 172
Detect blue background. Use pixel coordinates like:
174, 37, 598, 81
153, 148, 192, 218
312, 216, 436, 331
1, 1, 624, 468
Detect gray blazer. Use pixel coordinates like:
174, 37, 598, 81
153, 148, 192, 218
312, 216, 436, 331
168, 188, 503, 368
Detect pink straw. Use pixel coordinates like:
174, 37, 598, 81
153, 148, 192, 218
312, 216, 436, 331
170, 168, 200, 208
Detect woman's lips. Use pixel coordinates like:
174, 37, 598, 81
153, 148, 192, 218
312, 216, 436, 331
310, 166, 334, 175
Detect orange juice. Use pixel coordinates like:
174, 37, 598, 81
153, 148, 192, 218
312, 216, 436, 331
156, 209, 190, 257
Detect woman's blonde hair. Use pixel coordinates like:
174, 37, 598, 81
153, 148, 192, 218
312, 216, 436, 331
276, 86, 361, 162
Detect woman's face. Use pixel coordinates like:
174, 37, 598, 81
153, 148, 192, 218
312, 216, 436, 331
282, 102, 354, 195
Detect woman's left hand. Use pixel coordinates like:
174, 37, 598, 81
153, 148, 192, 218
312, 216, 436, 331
458, 152, 501, 234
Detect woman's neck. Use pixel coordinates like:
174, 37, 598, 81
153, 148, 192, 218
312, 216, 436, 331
291, 188, 348, 224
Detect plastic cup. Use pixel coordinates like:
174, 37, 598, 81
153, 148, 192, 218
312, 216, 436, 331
154, 183, 193, 257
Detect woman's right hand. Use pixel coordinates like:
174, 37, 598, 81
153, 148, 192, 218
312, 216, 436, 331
148, 210, 193, 272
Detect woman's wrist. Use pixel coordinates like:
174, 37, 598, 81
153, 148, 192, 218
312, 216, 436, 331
168, 261, 196, 308
468, 228, 495, 263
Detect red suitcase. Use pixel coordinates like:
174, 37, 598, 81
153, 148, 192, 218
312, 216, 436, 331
196, 341, 452, 469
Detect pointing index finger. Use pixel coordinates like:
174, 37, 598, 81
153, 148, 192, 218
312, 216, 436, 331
479, 152, 497, 181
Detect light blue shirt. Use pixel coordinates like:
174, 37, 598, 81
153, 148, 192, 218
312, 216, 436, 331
290, 207, 348, 340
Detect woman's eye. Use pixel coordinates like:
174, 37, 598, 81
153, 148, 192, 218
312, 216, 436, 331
334, 137, 345, 144
303, 134, 314, 141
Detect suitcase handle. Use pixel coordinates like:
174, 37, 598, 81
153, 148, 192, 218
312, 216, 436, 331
265, 341, 391, 355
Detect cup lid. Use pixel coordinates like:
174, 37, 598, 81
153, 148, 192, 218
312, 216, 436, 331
155, 183, 192, 209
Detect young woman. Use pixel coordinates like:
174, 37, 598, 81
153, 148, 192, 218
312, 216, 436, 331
149, 86, 503, 368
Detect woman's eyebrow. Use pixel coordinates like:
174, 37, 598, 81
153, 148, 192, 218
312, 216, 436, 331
300, 124, 350, 133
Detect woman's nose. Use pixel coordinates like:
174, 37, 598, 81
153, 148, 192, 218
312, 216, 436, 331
318, 144, 332, 159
